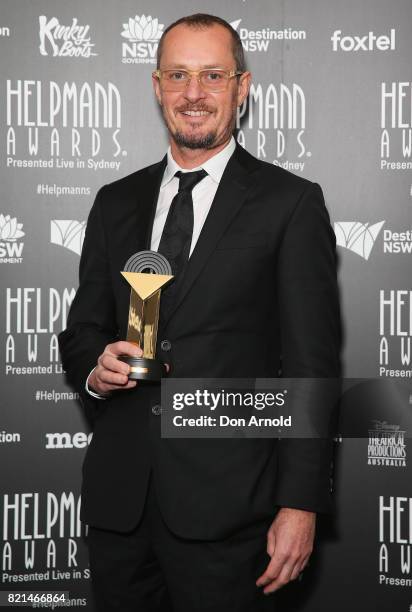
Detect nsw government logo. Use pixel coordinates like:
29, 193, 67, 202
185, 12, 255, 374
0, 214, 24, 264
368, 420, 406, 467
121, 15, 164, 64
38, 16, 97, 57
50, 220, 86, 256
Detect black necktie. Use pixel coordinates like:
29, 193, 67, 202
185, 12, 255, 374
157, 169, 207, 322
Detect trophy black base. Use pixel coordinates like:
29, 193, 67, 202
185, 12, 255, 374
119, 356, 167, 381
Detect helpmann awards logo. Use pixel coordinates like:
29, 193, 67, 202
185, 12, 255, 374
380, 82, 412, 171
121, 15, 164, 64
4, 287, 75, 375
1, 491, 89, 584
379, 289, 412, 379
379, 496, 412, 588
5, 79, 125, 169
236, 82, 310, 172
50, 220, 85, 256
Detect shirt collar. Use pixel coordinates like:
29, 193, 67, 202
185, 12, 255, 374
161, 136, 236, 188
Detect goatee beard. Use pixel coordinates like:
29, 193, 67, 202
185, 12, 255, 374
173, 130, 217, 150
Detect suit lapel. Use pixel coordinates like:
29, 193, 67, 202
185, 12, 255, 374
161, 144, 258, 328
136, 156, 167, 251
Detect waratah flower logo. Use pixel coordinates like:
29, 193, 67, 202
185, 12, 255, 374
0, 214, 25, 241
121, 15, 164, 42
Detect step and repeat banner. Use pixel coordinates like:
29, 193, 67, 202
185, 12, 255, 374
1, 1, 411, 610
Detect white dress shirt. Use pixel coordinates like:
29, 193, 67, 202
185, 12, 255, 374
86, 136, 236, 399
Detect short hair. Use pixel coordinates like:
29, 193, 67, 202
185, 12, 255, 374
156, 13, 246, 73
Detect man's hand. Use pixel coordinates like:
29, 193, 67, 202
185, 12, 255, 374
256, 507, 316, 595
88, 341, 142, 395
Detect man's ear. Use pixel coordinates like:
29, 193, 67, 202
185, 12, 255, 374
152, 74, 162, 106
237, 71, 251, 107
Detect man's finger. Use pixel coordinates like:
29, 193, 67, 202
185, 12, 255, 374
98, 369, 130, 387
100, 354, 131, 375
266, 532, 275, 557
256, 552, 286, 587
108, 341, 143, 357
262, 563, 295, 594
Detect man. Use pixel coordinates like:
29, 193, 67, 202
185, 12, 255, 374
59, 13, 341, 612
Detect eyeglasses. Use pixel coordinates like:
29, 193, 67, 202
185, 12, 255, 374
153, 69, 243, 92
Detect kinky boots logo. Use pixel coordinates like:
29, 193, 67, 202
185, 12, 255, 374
237, 82, 310, 172
39, 16, 97, 58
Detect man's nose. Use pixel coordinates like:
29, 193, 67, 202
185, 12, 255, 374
183, 75, 207, 101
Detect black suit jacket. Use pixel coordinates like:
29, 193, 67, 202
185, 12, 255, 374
58, 143, 341, 539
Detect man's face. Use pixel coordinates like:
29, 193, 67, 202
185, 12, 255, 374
153, 23, 250, 150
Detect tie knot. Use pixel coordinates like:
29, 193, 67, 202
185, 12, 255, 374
175, 169, 207, 193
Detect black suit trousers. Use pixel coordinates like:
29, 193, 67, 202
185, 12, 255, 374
88, 474, 277, 612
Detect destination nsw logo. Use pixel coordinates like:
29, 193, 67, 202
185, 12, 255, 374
50, 220, 85, 256
335, 220, 412, 259
334, 221, 385, 260
230, 19, 306, 52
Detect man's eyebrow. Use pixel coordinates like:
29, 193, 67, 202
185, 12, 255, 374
161, 64, 228, 70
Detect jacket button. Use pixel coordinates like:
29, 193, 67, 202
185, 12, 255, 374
160, 339, 172, 351
151, 404, 162, 416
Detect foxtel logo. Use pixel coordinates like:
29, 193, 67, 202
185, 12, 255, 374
334, 221, 385, 260
331, 29, 395, 51
45, 432, 93, 449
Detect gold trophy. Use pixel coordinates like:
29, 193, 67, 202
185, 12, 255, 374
119, 251, 173, 381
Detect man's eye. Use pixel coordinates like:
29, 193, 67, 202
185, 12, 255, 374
169, 72, 187, 81
205, 71, 223, 81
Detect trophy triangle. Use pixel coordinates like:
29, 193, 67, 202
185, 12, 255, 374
121, 271, 173, 300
